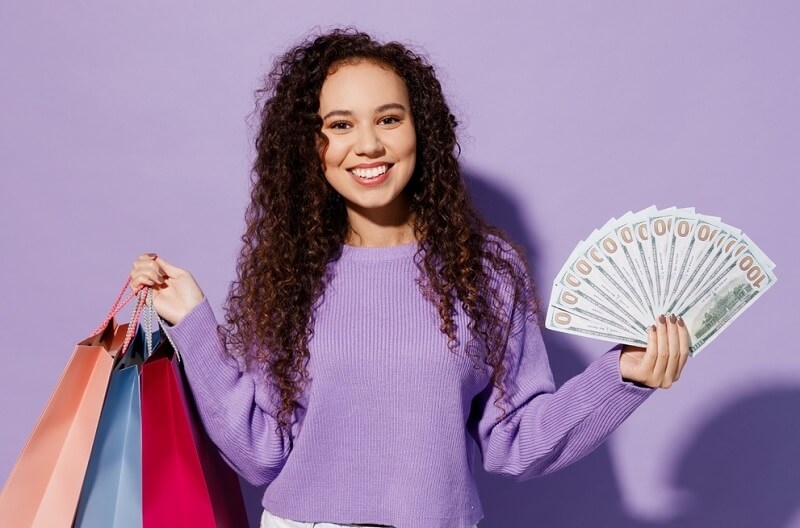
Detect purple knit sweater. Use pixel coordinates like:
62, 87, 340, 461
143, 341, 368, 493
167, 241, 653, 528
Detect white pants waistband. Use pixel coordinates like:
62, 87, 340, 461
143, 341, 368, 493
261, 509, 478, 528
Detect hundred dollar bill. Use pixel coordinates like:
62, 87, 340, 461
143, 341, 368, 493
546, 303, 648, 348
545, 206, 776, 355
631, 212, 659, 314
553, 238, 589, 287
668, 220, 739, 313
586, 223, 651, 320
570, 234, 654, 328
677, 242, 776, 355
665, 214, 724, 314
663, 212, 701, 311
551, 213, 626, 285
646, 207, 675, 312
613, 208, 658, 320
686, 230, 740, 295
649, 207, 695, 313
554, 258, 650, 336
674, 224, 742, 308
740, 232, 776, 270
662, 212, 693, 314
548, 283, 646, 342
681, 231, 761, 310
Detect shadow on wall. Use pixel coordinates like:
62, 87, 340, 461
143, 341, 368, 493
466, 169, 646, 527
659, 387, 800, 528
466, 170, 800, 528
475, 387, 800, 528
236, 171, 800, 528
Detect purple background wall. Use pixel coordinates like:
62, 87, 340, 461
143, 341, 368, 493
2, 2, 798, 526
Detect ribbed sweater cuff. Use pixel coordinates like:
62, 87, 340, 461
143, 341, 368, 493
585, 346, 655, 410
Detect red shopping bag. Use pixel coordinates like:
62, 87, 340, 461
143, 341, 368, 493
141, 334, 249, 527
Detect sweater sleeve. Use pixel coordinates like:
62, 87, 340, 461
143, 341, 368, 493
468, 308, 654, 481
164, 298, 293, 486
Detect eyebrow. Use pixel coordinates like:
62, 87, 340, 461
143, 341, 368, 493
322, 103, 407, 121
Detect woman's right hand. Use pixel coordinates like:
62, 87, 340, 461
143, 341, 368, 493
130, 254, 205, 325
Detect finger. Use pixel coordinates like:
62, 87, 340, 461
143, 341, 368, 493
130, 273, 164, 290
675, 316, 691, 378
130, 260, 167, 289
154, 256, 182, 277
652, 314, 670, 387
131, 260, 167, 281
635, 324, 659, 384
662, 314, 681, 387
133, 254, 161, 279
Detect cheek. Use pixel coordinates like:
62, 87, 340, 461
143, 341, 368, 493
402, 134, 417, 169
401, 129, 417, 157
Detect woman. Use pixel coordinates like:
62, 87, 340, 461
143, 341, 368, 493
130, 29, 689, 528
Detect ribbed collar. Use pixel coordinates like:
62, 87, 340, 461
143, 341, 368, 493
337, 241, 419, 262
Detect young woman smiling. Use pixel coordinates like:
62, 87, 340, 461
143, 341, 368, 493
130, 29, 689, 528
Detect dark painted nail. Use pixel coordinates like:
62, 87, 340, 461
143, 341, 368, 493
669, 314, 677, 324
677, 316, 685, 327
650, 325, 656, 332
658, 314, 666, 324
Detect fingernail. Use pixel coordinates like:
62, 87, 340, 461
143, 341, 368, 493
677, 316, 685, 327
669, 314, 677, 324
658, 314, 666, 324
650, 325, 656, 332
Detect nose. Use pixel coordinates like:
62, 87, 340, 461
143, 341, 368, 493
353, 125, 385, 157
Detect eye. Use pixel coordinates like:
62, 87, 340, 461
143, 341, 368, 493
378, 116, 401, 126
328, 121, 351, 130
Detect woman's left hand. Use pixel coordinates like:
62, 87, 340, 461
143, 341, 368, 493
620, 314, 691, 389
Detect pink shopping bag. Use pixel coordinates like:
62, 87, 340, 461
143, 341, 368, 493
142, 336, 249, 527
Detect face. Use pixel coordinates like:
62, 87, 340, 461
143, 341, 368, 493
318, 61, 417, 219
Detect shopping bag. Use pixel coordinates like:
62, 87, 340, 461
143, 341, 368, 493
0, 281, 141, 528
73, 325, 151, 528
141, 330, 249, 527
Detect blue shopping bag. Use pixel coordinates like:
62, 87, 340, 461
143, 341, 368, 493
73, 326, 156, 528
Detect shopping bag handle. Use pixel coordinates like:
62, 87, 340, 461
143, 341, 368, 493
90, 278, 141, 335
141, 289, 181, 361
119, 287, 148, 358
143, 288, 156, 358
90, 278, 149, 357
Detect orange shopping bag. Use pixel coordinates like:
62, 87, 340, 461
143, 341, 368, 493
0, 281, 144, 527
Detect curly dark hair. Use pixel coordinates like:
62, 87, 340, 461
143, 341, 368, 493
223, 28, 538, 433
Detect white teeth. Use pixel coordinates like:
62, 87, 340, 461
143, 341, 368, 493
351, 165, 388, 179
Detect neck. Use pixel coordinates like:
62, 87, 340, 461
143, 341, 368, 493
344, 201, 416, 247
346, 227, 415, 247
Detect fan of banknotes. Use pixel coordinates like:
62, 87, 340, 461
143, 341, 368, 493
545, 206, 776, 356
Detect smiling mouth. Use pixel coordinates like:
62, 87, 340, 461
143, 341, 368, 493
349, 164, 392, 180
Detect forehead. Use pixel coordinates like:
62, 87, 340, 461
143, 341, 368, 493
318, 61, 410, 112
